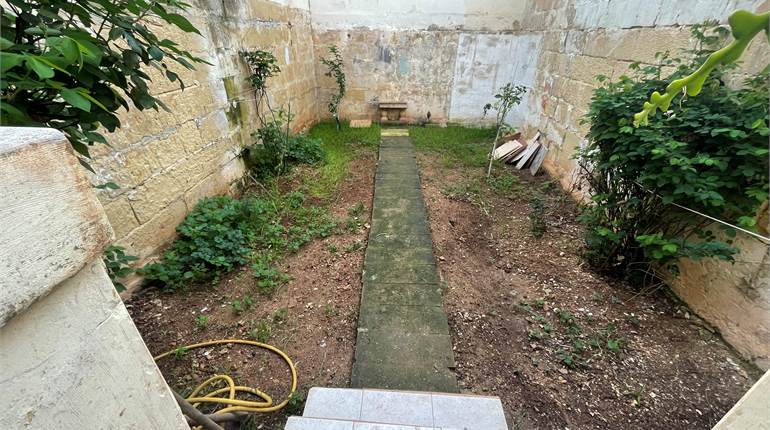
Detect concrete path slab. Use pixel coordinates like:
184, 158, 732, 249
352, 129, 457, 393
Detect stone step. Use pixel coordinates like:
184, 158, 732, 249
285, 416, 441, 430
292, 387, 508, 430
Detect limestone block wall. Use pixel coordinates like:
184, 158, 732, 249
90, 0, 320, 277
516, 0, 768, 191
509, 0, 770, 370
0, 127, 187, 429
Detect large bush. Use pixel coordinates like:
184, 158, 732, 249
577, 23, 768, 281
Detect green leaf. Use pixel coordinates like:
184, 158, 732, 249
148, 46, 164, 61
661, 243, 678, 253
47, 36, 79, 64
95, 182, 120, 190
61, 88, 92, 111
0, 103, 30, 123
165, 13, 201, 34
0, 37, 13, 50
26, 57, 55, 79
0, 53, 25, 72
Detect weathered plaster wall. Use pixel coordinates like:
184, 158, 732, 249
0, 128, 187, 429
313, 30, 460, 122
308, 0, 527, 31
90, 0, 320, 278
448, 33, 543, 126
310, 1, 528, 122
671, 233, 770, 369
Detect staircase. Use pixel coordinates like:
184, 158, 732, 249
285, 387, 508, 429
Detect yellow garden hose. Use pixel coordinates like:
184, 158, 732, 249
154, 339, 297, 419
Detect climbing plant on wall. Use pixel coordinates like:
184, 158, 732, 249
578, 19, 769, 284
320, 45, 345, 131
0, 0, 207, 172
483, 82, 527, 177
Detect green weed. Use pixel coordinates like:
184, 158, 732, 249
344, 240, 364, 253
529, 192, 547, 238
194, 315, 209, 330
487, 172, 522, 195
171, 346, 188, 360
272, 307, 288, 324
231, 295, 254, 315
323, 303, 337, 317
248, 320, 272, 342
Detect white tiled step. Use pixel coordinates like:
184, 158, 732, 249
292, 387, 507, 430
285, 416, 443, 430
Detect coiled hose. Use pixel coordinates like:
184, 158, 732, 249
154, 339, 297, 426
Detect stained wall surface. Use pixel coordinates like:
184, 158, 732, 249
0, 128, 187, 429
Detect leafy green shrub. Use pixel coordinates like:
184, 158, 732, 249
578, 22, 768, 280
140, 191, 337, 290
245, 110, 325, 177
140, 196, 254, 288
103, 245, 138, 292
1, 0, 205, 171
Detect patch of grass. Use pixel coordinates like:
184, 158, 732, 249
306, 121, 380, 199
344, 240, 364, 253
283, 390, 306, 415
248, 320, 272, 342
326, 243, 339, 255
323, 303, 337, 317
171, 346, 188, 360
529, 192, 547, 238
194, 315, 209, 330
486, 172, 522, 195
231, 294, 254, 315
348, 202, 365, 217
344, 202, 367, 232
409, 125, 496, 168
272, 307, 288, 324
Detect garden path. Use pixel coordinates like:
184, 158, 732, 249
351, 129, 458, 392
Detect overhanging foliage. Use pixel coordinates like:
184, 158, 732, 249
1, 0, 207, 171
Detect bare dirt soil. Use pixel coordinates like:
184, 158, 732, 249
418, 153, 759, 430
127, 153, 375, 429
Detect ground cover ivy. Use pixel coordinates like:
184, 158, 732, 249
140, 191, 336, 290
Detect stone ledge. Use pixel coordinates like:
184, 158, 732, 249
0, 127, 113, 326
